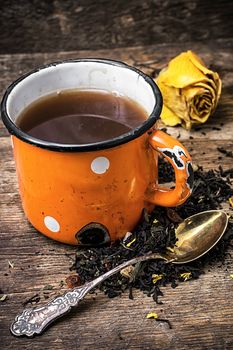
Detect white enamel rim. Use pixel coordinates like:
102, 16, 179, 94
1, 58, 162, 152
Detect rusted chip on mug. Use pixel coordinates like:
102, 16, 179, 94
76, 222, 111, 246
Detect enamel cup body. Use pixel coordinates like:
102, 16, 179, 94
1, 59, 193, 245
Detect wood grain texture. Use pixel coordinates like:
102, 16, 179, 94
0, 44, 233, 350
0, 42, 233, 139
0, 0, 233, 54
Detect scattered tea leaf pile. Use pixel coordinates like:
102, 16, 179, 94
72, 159, 233, 303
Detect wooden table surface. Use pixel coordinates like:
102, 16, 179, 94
0, 43, 233, 350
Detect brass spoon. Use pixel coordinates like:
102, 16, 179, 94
11, 210, 228, 337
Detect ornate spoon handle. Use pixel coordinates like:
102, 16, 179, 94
11, 252, 170, 337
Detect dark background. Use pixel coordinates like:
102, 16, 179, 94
0, 0, 232, 54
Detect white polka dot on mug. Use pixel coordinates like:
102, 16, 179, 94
91, 157, 110, 174
44, 216, 60, 233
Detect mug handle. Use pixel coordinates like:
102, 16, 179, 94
145, 130, 194, 207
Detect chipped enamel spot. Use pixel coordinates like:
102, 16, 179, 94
158, 145, 188, 169
91, 157, 110, 174
44, 216, 60, 232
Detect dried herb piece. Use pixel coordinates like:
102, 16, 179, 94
128, 285, 134, 300
152, 274, 164, 284
229, 198, 233, 208
59, 280, 64, 287
0, 295, 7, 302
146, 312, 158, 319
8, 260, 14, 269
65, 274, 81, 288
166, 208, 183, 223
22, 294, 40, 306
152, 287, 164, 304
125, 238, 136, 248
42, 284, 54, 290
120, 265, 134, 279
180, 272, 192, 281
217, 147, 233, 158
146, 312, 172, 328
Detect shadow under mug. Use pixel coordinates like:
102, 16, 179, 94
1, 59, 193, 245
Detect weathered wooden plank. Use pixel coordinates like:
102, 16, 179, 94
1, 43, 233, 90
0, 44, 233, 140
1, 275, 233, 350
0, 0, 233, 54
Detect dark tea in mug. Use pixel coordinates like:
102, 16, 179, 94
16, 89, 148, 144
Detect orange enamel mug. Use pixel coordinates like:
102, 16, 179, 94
1, 59, 193, 245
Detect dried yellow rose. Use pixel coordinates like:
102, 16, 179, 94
156, 51, 222, 129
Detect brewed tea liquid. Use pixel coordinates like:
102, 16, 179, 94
16, 90, 148, 144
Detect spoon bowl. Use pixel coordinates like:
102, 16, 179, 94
171, 210, 228, 264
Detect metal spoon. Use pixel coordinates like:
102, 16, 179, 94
11, 210, 228, 337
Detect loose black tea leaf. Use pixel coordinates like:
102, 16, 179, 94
166, 208, 183, 223
217, 147, 233, 158
22, 294, 40, 307
71, 158, 233, 305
